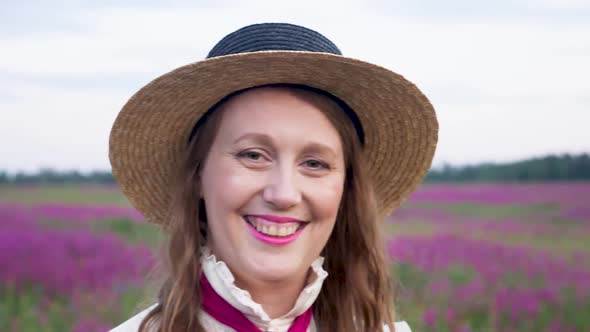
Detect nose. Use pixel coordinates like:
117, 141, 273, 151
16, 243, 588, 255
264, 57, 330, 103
262, 164, 302, 209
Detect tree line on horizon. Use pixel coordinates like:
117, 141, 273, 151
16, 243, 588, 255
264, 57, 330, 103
425, 153, 590, 182
0, 153, 588, 185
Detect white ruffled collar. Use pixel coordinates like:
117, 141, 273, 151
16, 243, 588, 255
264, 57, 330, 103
200, 246, 328, 330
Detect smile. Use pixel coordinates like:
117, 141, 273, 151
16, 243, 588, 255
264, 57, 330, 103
243, 215, 307, 245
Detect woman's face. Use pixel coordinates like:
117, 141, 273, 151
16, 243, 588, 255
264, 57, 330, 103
200, 87, 345, 286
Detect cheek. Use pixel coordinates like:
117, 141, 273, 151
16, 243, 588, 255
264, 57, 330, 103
201, 158, 256, 249
201, 155, 262, 220
306, 176, 345, 221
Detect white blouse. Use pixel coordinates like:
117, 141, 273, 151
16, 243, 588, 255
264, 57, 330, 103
110, 248, 411, 332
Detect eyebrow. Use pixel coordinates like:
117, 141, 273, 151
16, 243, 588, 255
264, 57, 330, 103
233, 133, 339, 159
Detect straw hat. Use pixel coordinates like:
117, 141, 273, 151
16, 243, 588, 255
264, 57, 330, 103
109, 22, 438, 228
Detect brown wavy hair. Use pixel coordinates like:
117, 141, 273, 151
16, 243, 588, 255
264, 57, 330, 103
136, 85, 397, 332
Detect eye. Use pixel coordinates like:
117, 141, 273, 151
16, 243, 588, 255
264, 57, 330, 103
304, 159, 330, 170
237, 150, 265, 161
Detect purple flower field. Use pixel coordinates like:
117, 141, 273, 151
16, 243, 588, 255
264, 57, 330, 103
390, 234, 590, 331
388, 183, 590, 332
1, 182, 589, 331
0, 202, 155, 331
407, 182, 590, 208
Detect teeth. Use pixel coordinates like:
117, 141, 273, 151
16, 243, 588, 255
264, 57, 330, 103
247, 216, 301, 237
278, 227, 287, 236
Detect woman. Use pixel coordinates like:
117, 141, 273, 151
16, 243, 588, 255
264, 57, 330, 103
109, 23, 438, 332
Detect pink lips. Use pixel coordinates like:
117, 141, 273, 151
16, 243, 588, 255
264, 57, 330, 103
245, 215, 306, 246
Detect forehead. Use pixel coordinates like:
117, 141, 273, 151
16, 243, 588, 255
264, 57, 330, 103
214, 87, 344, 152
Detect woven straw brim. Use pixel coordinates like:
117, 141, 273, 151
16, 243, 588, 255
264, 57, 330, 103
109, 51, 438, 229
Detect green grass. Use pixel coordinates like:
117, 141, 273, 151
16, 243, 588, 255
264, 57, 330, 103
0, 184, 129, 206
470, 231, 590, 259
406, 201, 561, 220
0, 285, 72, 332
384, 221, 438, 237
446, 203, 559, 219
91, 218, 163, 248
0, 283, 152, 332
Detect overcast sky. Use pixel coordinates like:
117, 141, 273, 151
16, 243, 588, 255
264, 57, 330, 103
2, 0, 589, 173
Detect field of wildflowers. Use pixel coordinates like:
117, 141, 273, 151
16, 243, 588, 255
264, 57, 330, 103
1, 183, 589, 331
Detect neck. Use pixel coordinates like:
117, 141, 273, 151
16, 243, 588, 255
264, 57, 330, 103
234, 269, 310, 319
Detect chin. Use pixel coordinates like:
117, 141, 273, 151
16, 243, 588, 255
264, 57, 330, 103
246, 254, 303, 282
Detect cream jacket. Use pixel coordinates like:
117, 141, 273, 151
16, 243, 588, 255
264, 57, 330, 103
110, 248, 411, 332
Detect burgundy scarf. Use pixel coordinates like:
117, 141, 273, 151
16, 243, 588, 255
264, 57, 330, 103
200, 275, 313, 332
